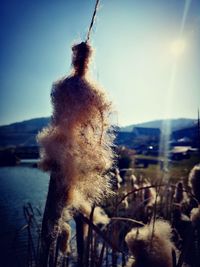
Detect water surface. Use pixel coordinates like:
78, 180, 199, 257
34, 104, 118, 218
0, 164, 49, 266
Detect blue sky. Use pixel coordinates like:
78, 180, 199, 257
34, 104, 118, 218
0, 0, 199, 126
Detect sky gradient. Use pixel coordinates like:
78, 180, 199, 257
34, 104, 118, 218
0, 0, 199, 126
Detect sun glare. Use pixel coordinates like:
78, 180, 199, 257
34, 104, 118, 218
170, 39, 186, 57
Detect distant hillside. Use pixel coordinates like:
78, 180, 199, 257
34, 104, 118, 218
0, 117, 50, 147
0, 117, 50, 133
120, 118, 196, 132
0, 117, 197, 147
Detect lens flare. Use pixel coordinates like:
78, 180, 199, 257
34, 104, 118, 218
170, 39, 186, 57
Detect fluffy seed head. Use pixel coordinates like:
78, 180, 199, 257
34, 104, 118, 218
125, 220, 174, 267
37, 42, 115, 207
190, 206, 200, 228
72, 42, 92, 76
173, 182, 185, 203
189, 164, 200, 202
78, 199, 110, 225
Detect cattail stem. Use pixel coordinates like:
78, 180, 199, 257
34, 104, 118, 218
39, 171, 67, 267
74, 214, 85, 267
97, 241, 106, 267
84, 205, 95, 266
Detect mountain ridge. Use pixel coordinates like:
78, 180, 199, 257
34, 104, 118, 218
0, 117, 197, 147
120, 118, 196, 132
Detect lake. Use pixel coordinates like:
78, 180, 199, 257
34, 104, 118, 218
0, 162, 49, 267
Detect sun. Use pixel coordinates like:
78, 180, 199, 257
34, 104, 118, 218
170, 39, 186, 57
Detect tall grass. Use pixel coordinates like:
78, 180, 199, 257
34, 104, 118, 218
13, 152, 200, 267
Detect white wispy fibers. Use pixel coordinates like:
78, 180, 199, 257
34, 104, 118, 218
188, 164, 200, 203
77, 197, 110, 226
125, 220, 174, 267
37, 42, 115, 207
143, 181, 158, 207
113, 168, 123, 189
92, 206, 110, 225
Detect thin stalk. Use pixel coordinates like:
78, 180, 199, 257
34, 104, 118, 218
84, 205, 95, 267
110, 217, 145, 227
80, 214, 123, 254
74, 214, 85, 267
97, 242, 106, 267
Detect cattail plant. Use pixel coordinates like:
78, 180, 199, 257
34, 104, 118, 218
190, 204, 200, 266
190, 206, 200, 228
125, 220, 175, 267
173, 181, 188, 205
188, 164, 200, 203
37, 42, 115, 266
37, 42, 115, 207
79, 201, 110, 226
143, 181, 157, 207
114, 168, 123, 190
